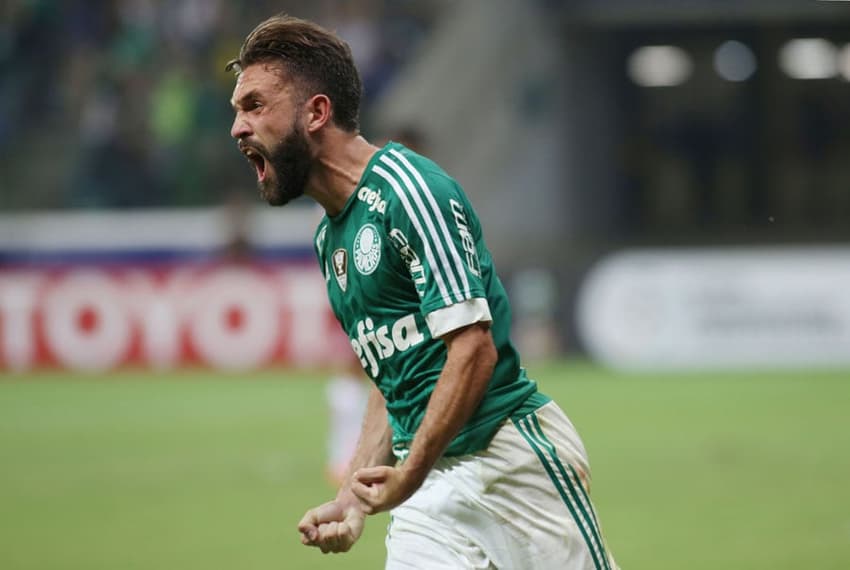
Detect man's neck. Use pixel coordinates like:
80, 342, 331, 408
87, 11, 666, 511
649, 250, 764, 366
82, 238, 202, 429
307, 134, 380, 217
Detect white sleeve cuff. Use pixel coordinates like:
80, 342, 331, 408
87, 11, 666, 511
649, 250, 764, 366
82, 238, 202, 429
425, 298, 492, 338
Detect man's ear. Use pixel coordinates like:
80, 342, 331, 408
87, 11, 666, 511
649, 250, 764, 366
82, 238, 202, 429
304, 94, 332, 133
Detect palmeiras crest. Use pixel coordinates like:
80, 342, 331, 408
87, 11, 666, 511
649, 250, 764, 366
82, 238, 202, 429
353, 224, 381, 275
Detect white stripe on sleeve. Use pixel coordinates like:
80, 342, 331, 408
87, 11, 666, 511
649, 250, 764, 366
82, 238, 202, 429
379, 154, 466, 303
372, 164, 453, 306
425, 297, 492, 338
388, 149, 472, 299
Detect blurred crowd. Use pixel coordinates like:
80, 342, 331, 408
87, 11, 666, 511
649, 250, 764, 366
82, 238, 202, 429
0, 0, 436, 210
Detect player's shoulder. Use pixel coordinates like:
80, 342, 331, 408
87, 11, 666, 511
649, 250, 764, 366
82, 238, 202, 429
366, 143, 464, 211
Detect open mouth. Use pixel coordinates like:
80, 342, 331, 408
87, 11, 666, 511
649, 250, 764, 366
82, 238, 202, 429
241, 146, 268, 182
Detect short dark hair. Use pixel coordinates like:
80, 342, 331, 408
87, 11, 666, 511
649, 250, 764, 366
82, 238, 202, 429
226, 15, 362, 132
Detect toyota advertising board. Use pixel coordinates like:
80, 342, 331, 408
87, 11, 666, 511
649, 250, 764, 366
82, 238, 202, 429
0, 208, 350, 372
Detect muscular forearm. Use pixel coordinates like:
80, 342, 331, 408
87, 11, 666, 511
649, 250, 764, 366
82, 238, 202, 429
301, 386, 389, 552
400, 323, 497, 487
338, 384, 395, 497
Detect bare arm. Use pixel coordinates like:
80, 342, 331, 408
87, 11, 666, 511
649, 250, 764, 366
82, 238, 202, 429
351, 321, 497, 513
298, 383, 394, 553
337, 384, 396, 496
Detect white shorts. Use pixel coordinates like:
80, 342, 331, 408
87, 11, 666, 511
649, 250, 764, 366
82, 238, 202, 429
385, 401, 617, 570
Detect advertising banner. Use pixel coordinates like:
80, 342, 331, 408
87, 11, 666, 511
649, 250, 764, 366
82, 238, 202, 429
0, 262, 349, 372
0, 207, 350, 372
577, 247, 850, 369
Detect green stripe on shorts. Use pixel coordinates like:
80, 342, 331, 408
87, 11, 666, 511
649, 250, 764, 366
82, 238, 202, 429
513, 416, 608, 570
527, 414, 610, 570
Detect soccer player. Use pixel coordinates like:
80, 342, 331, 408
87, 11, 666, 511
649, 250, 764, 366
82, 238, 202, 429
227, 15, 617, 569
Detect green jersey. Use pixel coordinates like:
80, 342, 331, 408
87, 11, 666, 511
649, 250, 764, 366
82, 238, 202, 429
314, 142, 547, 458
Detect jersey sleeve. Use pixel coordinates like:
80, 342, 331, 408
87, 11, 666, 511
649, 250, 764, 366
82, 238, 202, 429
375, 149, 491, 338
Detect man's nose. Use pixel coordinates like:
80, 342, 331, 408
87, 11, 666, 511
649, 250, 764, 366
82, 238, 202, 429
231, 115, 252, 140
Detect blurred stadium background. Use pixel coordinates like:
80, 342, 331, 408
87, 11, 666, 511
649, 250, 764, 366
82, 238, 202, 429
1, 0, 849, 568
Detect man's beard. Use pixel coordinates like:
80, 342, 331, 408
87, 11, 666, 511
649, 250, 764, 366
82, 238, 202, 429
258, 127, 312, 207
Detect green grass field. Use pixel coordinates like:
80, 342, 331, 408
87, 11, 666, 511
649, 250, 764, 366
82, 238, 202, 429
1, 361, 848, 569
